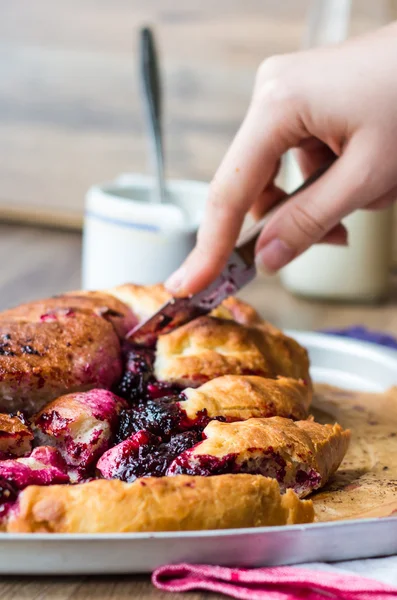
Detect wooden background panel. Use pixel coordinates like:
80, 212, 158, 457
0, 0, 395, 259
0, 0, 310, 224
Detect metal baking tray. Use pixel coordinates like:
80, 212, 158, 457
0, 331, 396, 575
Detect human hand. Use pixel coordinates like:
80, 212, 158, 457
166, 22, 397, 296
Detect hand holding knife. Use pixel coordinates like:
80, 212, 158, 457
128, 163, 331, 345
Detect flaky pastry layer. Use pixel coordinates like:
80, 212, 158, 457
180, 375, 311, 421
168, 417, 350, 496
154, 316, 311, 387
7, 475, 314, 533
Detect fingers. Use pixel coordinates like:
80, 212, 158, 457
255, 134, 384, 273
166, 70, 305, 296
316, 223, 348, 246
250, 184, 286, 221
293, 138, 337, 179
365, 188, 397, 210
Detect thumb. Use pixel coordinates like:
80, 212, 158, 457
255, 134, 381, 272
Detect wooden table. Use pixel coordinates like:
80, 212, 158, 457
0, 221, 396, 598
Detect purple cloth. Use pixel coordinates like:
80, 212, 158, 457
321, 326, 397, 350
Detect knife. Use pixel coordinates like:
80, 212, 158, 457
127, 162, 332, 345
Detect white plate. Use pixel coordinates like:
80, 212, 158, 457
1, 331, 397, 575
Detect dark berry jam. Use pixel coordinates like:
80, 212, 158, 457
113, 345, 180, 405
295, 468, 321, 491
109, 430, 202, 482
116, 397, 184, 442
168, 452, 238, 477
167, 448, 288, 482
0, 476, 17, 505
35, 410, 71, 434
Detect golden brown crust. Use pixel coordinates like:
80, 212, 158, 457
210, 297, 283, 337
154, 316, 311, 388
295, 420, 351, 488
106, 283, 171, 323
0, 290, 136, 339
0, 310, 122, 415
32, 390, 125, 481
7, 475, 314, 533
181, 375, 311, 421
210, 297, 265, 327
0, 414, 33, 457
169, 417, 350, 496
0, 284, 330, 534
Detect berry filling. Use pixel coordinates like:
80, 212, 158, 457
97, 429, 202, 482
167, 447, 322, 495
0, 476, 17, 504
115, 396, 222, 443
167, 448, 287, 480
0, 476, 18, 521
0, 446, 69, 490
113, 345, 180, 404
33, 390, 125, 482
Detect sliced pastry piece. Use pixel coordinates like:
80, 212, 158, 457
167, 417, 350, 497
33, 390, 126, 481
1, 289, 137, 339
154, 315, 311, 388
0, 309, 122, 415
179, 375, 311, 422
106, 283, 171, 324
114, 375, 311, 443
0, 446, 69, 490
7, 474, 314, 533
108, 284, 279, 333
0, 413, 33, 457
210, 296, 278, 331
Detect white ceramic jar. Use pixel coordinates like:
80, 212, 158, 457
279, 154, 393, 302
82, 174, 208, 290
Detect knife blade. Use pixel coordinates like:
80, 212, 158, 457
127, 162, 332, 345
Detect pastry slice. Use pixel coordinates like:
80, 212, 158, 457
115, 375, 311, 442
179, 375, 311, 422
0, 413, 33, 457
0, 446, 69, 490
7, 474, 314, 533
154, 315, 311, 388
0, 310, 122, 415
33, 390, 126, 481
167, 417, 350, 497
0, 446, 69, 529
1, 289, 137, 339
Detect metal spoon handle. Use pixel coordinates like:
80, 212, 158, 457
139, 27, 166, 203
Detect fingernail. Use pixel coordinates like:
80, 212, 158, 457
255, 238, 296, 274
165, 266, 187, 294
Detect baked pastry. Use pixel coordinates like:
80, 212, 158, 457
179, 375, 311, 422
0, 413, 33, 457
0, 283, 350, 533
153, 315, 311, 388
33, 390, 126, 481
0, 446, 69, 490
97, 416, 349, 497
113, 375, 311, 445
0, 309, 122, 415
167, 418, 350, 497
0, 289, 137, 339
7, 475, 314, 533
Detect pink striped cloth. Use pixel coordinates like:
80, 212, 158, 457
152, 563, 397, 599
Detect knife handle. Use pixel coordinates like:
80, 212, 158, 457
236, 162, 333, 266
